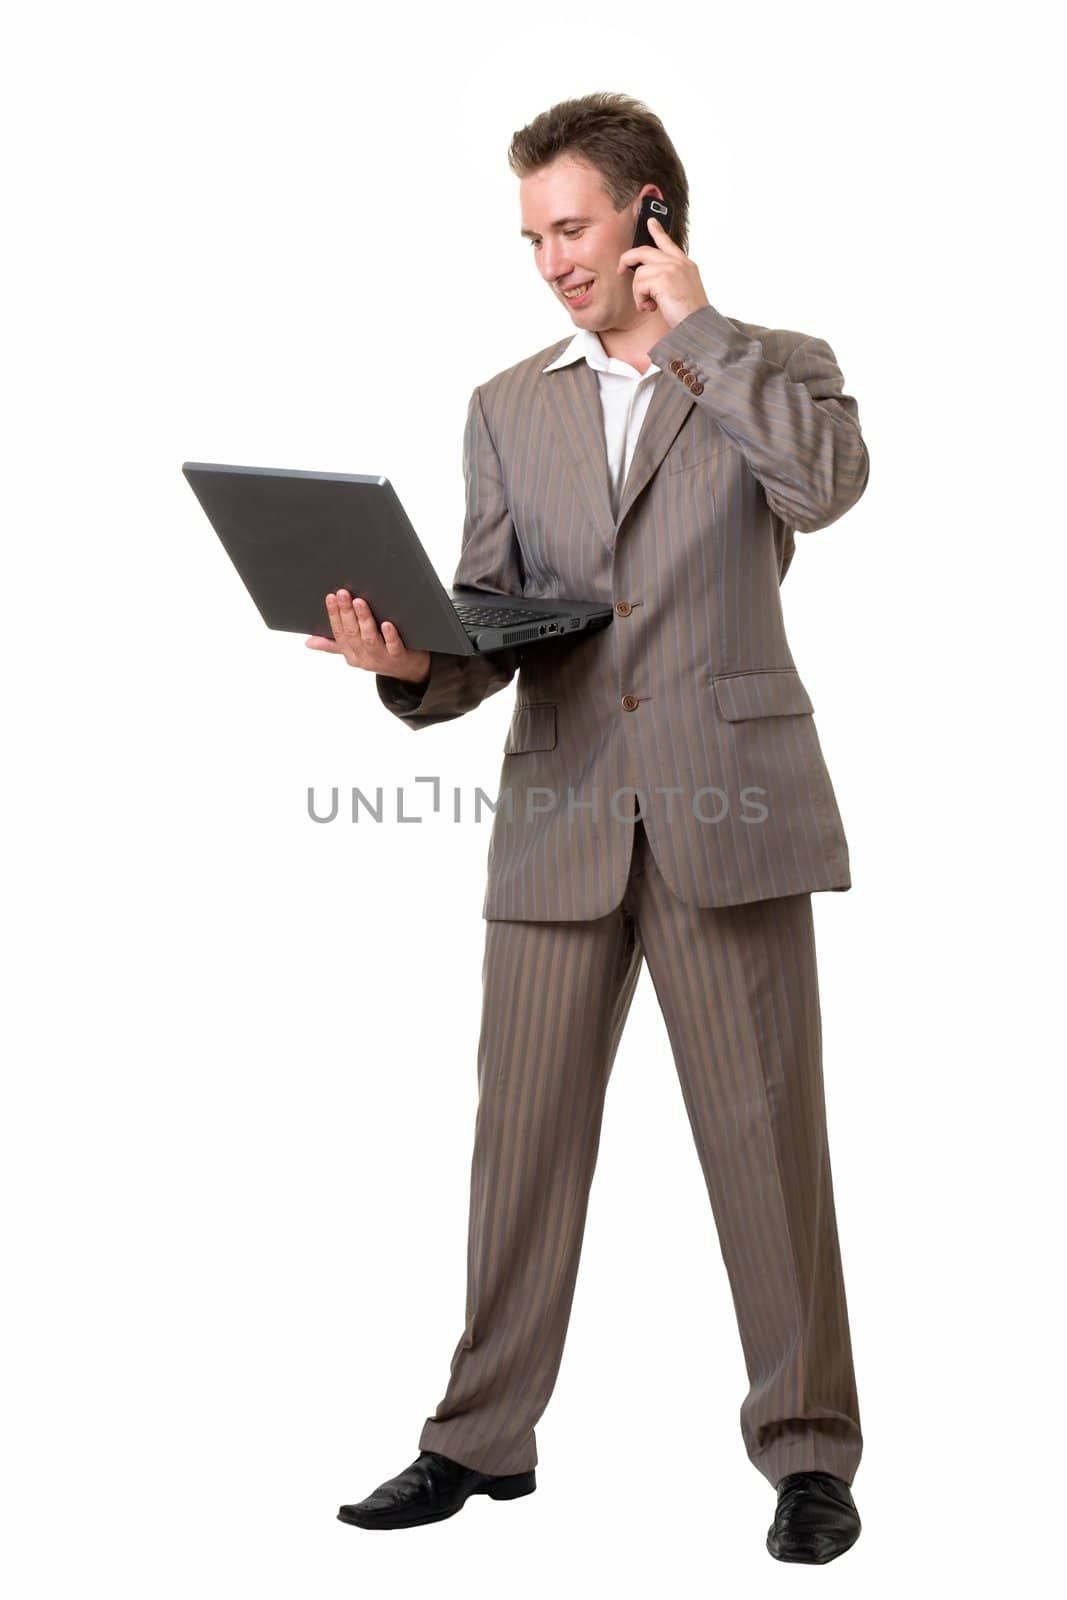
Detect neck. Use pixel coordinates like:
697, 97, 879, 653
596, 309, 671, 374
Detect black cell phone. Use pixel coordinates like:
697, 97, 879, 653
629, 195, 673, 269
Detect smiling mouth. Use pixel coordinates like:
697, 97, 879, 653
561, 281, 594, 300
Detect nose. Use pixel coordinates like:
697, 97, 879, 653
538, 237, 572, 284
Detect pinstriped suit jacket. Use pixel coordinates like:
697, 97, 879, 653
376, 303, 869, 921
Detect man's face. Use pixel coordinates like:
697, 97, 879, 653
519, 154, 659, 334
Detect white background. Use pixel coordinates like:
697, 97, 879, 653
4, 0, 1063, 1592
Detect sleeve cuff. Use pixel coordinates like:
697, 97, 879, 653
648, 303, 756, 378
374, 651, 474, 724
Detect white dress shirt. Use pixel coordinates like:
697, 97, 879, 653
542, 328, 661, 519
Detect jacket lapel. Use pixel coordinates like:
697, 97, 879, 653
614, 371, 694, 532
539, 354, 695, 552
538, 358, 615, 550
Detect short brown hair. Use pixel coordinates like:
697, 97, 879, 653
508, 91, 690, 254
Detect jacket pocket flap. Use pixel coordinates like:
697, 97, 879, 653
668, 431, 729, 473
504, 702, 557, 753
713, 670, 814, 720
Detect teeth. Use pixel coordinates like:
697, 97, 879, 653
564, 282, 592, 298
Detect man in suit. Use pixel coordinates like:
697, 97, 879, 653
317, 93, 869, 1563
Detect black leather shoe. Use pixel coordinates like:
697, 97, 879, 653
337, 1450, 536, 1529
766, 1470, 861, 1563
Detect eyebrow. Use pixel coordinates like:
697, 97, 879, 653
520, 216, 593, 239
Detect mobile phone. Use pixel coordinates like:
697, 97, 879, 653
629, 195, 674, 269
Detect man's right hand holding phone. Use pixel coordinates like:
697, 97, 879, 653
306, 589, 431, 687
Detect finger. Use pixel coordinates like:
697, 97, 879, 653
647, 216, 684, 254
324, 593, 347, 645
629, 265, 657, 313
616, 245, 659, 273
326, 594, 363, 664
306, 635, 341, 652
347, 595, 388, 669
347, 593, 381, 649
380, 619, 405, 657
335, 590, 370, 651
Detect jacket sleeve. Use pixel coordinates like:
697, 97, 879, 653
648, 304, 870, 533
375, 384, 526, 731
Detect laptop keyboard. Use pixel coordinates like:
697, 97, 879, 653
453, 601, 557, 626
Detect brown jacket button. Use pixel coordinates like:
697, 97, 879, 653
692, 382, 704, 395
669, 359, 683, 375
621, 694, 639, 711
614, 600, 632, 616
682, 373, 695, 388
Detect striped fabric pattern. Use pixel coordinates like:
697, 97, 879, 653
376, 302, 869, 922
414, 810, 863, 1487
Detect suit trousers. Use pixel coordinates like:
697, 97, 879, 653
417, 805, 863, 1488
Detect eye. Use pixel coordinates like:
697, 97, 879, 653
527, 228, 585, 248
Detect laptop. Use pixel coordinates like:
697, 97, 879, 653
181, 461, 614, 654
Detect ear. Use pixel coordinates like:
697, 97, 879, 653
631, 183, 659, 219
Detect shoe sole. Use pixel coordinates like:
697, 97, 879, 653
338, 1471, 537, 1530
